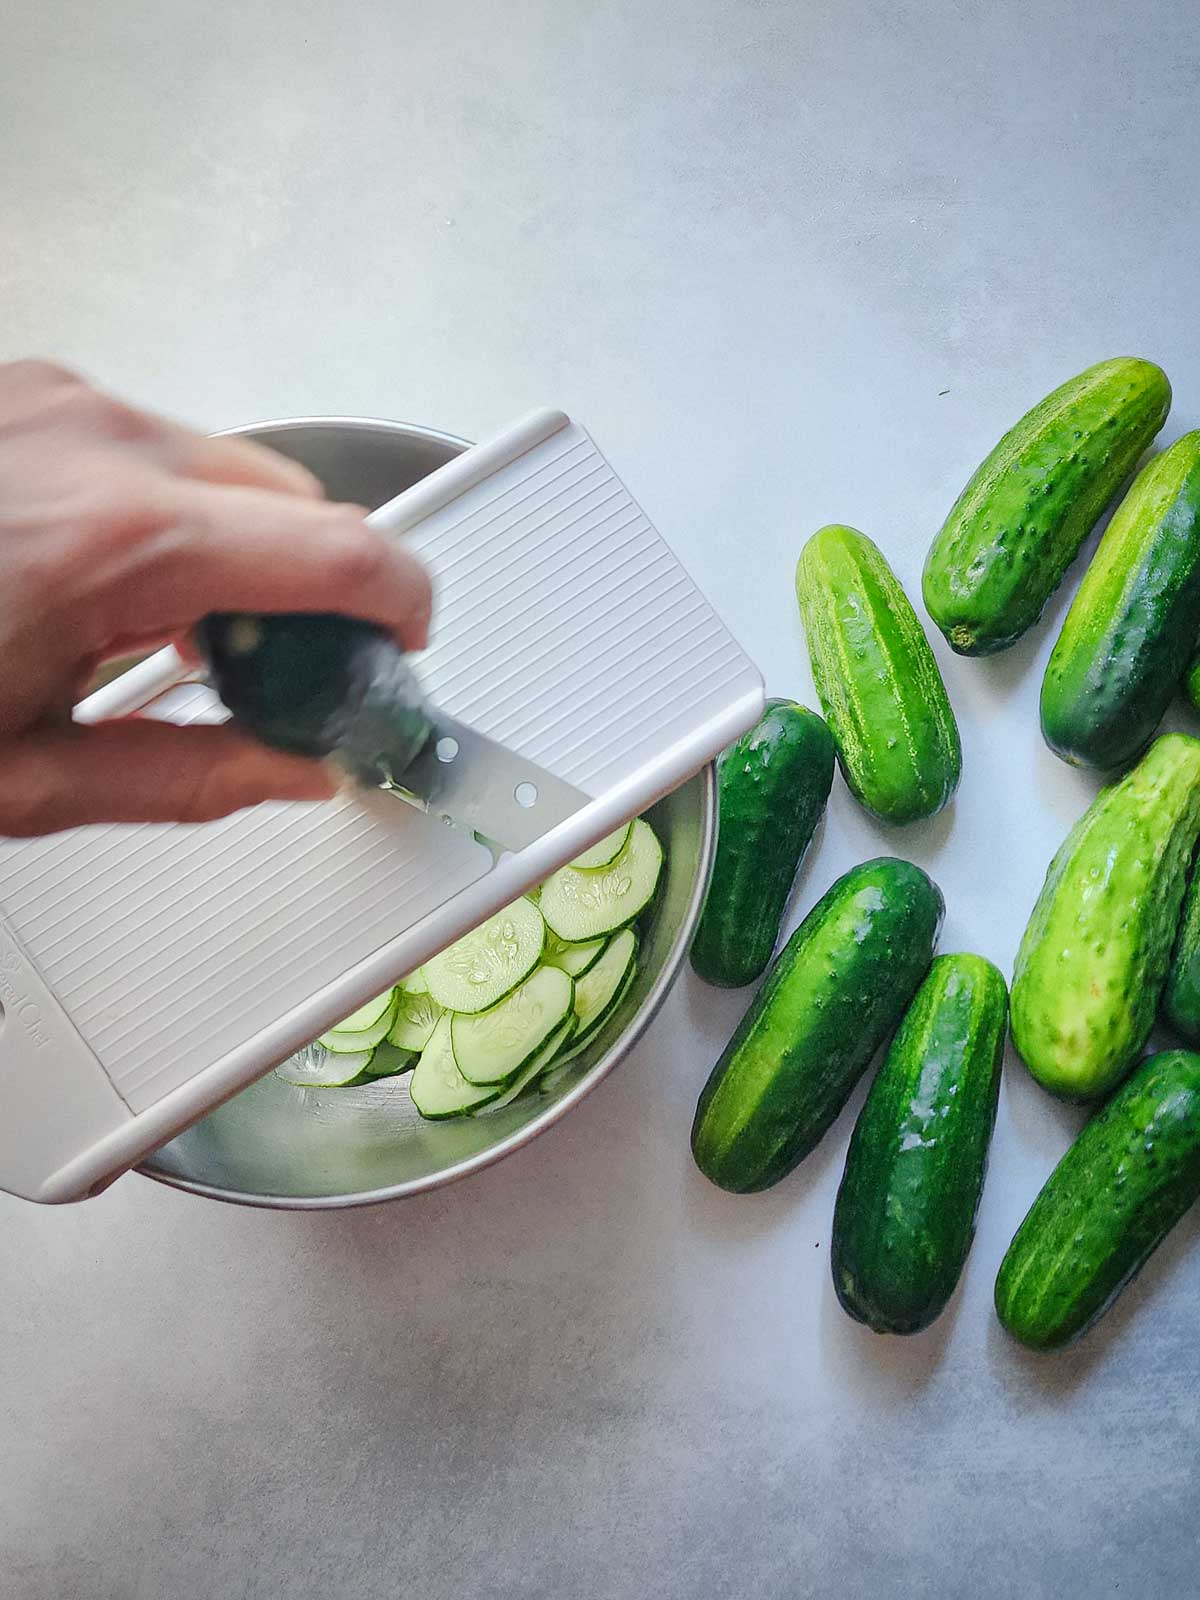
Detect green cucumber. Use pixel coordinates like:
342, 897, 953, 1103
923, 357, 1171, 655
450, 965, 573, 1087
1183, 639, 1200, 712
1011, 732, 1200, 1101
423, 896, 545, 1014
831, 953, 1007, 1334
1041, 432, 1200, 769
561, 927, 637, 1055
386, 987, 443, 1052
796, 525, 961, 825
275, 1043, 376, 1088
319, 992, 399, 1052
409, 1015, 498, 1119
476, 1018, 577, 1115
542, 931, 607, 978
569, 824, 632, 870
1162, 862, 1200, 1044
691, 857, 944, 1193
691, 700, 835, 988
995, 1049, 1200, 1350
539, 819, 662, 942
362, 1042, 416, 1079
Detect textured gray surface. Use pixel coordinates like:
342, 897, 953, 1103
4, 1, 1200, 1595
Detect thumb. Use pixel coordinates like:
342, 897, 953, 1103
0, 720, 338, 837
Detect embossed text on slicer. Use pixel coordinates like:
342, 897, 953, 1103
0, 934, 54, 1049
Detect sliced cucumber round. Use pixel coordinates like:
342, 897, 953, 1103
409, 1015, 499, 1119
319, 992, 399, 1052
363, 1042, 416, 1079
423, 896, 546, 1014
326, 988, 396, 1036
275, 1043, 376, 1087
387, 987, 443, 1052
569, 822, 633, 871
570, 927, 638, 1045
451, 965, 574, 1087
400, 968, 429, 996
542, 931, 608, 978
539, 819, 662, 942
476, 1017, 577, 1115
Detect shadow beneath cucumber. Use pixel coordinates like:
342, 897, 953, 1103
817, 1252, 964, 1400
864, 799, 956, 866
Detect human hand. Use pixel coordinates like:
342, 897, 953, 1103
0, 360, 432, 836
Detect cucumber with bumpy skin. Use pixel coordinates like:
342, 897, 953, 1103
1163, 863, 1200, 1044
796, 526, 961, 825
996, 1049, 1200, 1350
923, 357, 1171, 655
1011, 733, 1200, 1100
831, 953, 1007, 1334
1041, 431, 1200, 769
691, 858, 944, 1193
691, 700, 835, 988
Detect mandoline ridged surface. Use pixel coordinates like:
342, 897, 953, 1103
402, 422, 757, 794
0, 682, 491, 1113
0, 421, 755, 1116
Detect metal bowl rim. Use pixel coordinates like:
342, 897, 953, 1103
135, 414, 717, 1209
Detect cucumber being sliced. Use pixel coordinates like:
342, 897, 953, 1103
542, 931, 608, 978
476, 1018, 577, 1115
451, 965, 574, 1087
275, 1043, 376, 1087
569, 823, 633, 871
319, 992, 399, 1052
539, 819, 661, 942
423, 896, 546, 1014
409, 1016, 499, 1119
387, 987, 443, 1052
329, 988, 396, 1034
363, 1042, 416, 1079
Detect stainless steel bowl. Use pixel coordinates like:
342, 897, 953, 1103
137, 417, 716, 1209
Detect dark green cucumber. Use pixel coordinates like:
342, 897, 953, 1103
795, 525, 961, 824
1163, 864, 1200, 1044
1041, 431, 1200, 769
1010, 733, 1200, 1101
691, 857, 943, 1193
831, 953, 1007, 1334
1184, 638, 1200, 713
923, 357, 1171, 656
996, 1049, 1200, 1351
691, 700, 835, 988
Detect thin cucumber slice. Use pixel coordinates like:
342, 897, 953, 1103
330, 988, 396, 1034
275, 1043, 376, 1087
572, 927, 638, 1044
542, 931, 608, 978
400, 968, 429, 996
387, 987, 444, 1052
557, 959, 638, 1067
539, 819, 662, 942
424, 896, 546, 1014
476, 1018, 576, 1115
364, 1041, 416, 1079
409, 1015, 499, 1119
569, 822, 633, 871
319, 993, 398, 1052
451, 965, 574, 1087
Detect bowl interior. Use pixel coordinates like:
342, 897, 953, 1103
138, 418, 713, 1207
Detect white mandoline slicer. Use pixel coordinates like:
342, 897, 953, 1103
0, 408, 763, 1203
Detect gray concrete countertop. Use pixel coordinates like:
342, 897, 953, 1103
4, 3, 1200, 1595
